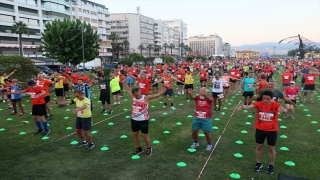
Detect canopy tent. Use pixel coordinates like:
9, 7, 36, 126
260, 52, 271, 58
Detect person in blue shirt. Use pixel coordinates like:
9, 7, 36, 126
69, 78, 92, 111
10, 79, 25, 116
242, 72, 256, 105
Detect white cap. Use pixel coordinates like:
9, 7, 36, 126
290, 81, 295, 84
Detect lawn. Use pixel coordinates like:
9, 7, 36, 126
0, 74, 319, 180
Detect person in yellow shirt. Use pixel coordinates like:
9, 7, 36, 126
184, 69, 198, 100
58, 90, 95, 150
110, 73, 121, 105
52, 71, 64, 107
1, 70, 16, 102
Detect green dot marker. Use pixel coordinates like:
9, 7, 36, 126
66, 127, 72, 130
70, 141, 78, 145
228, 103, 232, 105
150, 118, 156, 122
317, 129, 320, 132
174, 95, 178, 97
232, 96, 236, 98
306, 114, 312, 117
42, 136, 49, 140
151, 105, 155, 108
280, 135, 288, 138
221, 112, 226, 115
303, 109, 309, 112
64, 117, 69, 120
23, 121, 30, 124
311, 121, 317, 124
108, 122, 114, 126
163, 112, 168, 115
187, 148, 196, 153
187, 115, 193, 118
299, 104, 304, 107
93, 97, 97, 99
100, 147, 109, 151
19, 132, 26, 135
229, 173, 241, 179
243, 110, 248, 113
176, 162, 186, 167
234, 153, 243, 158
245, 122, 251, 125
187, 100, 190, 102
176, 122, 182, 125
247, 115, 253, 118
66, 109, 71, 111
98, 101, 101, 103
179, 103, 183, 106
131, 155, 140, 160
91, 131, 98, 134
159, 102, 163, 104
230, 99, 234, 101
0, 128, 5, 132
47, 123, 51, 127
124, 99, 128, 101
171, 107, 176, 110
153, 140, 160, 144
280, 147, 289, 151
26, 100, 30, 102
199, 133, 205, 137
163, 130, 170, 134
168, 99, 171, 100
235, 94, 239, 96
120, 135, 127, 139
7, 118, 13, 121
214, 118, 220, 121
278, 118, 282, 122
212, 126, 219, 130
235, 140, 243, 145
280, 125, 287, 129
285, 161, 295, 167
123, 108, 128, 111
241, 130, 248, 134
103, 113, 108, 116
126, 116, 130, 118
223, 107, 228, 110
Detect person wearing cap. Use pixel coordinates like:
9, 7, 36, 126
9, 79, 24, 116
284, 81, 302, 119
0, 70, 16, 103
9, 80, 50, 136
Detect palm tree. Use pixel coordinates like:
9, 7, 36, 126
11, 21, 29, 56
184, 45, 191, 56
108, 32, 119, 61
169, 43, 175, 56
163, 43, 168, 55
114, 43, 123, 60
137, 44, 145, 55
146, 44, 154, 57
179, 43, 185, 57
122, 39, 129, 58
154, 45, 162, 56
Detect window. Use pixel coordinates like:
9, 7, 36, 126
83, 9, 89, 14
79, 16, 82, 20
0, 14, 15, 23
72, 15, 75, 20
79, 8, 82, 12
84, 17, 90, 22
91, 19, 97, 23
72, 7, 75, 11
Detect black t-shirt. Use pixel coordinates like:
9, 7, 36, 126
99, 79, 110, 92
259, 89, 284, 102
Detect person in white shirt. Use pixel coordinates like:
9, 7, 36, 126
209, 73, 228, 112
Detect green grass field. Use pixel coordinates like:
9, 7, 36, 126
0, 74, 319, 180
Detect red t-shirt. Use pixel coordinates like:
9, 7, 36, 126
65, 67, 71, 74
4, 82, 12, 92
71, 73, 79, 84
194, 95, 213, 119
176, 71, 185, 81
253, 101, 280, 131
81, 75, 90, 83
281, 72, 293, 84
62, 74, 70, 84
136, 77, 151, 95
163, 76, 173, 89
229, 70, 238, 79
199, 71, 207, 80
303, 74, 317, 85
284, 86, 299, 100
25, 86, 45, 105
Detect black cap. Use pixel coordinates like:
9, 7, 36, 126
27, 80, 36, 86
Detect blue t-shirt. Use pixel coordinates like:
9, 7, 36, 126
242, 77, 255, 92
74, 84, 91, 100
11, 85, 22, 99
301, 69, 309, 74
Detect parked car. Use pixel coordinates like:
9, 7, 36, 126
46, 65, 66, 72
36, 66, 53, 75
77, 65, 89, 71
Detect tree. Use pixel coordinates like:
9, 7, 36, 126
114, 43, 123, 61
129, 52, 144, 62
154, 45, 161, 56
184, 45, 192, 56
137, 44, 145, 55
169, 43, 175, 55
179, 43, 185, 57
161, 55, 174, 64
118, 57, 133, 67
163, 43, 168, 54
122, 39, 129, 58
11, 21, 30, 56
146, 44, 154, 57
109, 32, 119, 62
186, 56, 194, 62
288, 49, 298, 58
38, 19, 100, 67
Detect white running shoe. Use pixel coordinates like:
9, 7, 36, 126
206, 144, 213, 151
190, 142, 199, 148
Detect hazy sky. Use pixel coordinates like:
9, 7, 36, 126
95, 0, 320, 46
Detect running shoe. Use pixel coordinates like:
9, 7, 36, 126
253, 163, 263, 171
163, 105, 167, 108
108, 109, 113, 114
42, 130, 50, 136
190, 142, 199, 148
20, 112, 25, 116
133, 148, 144, 155
7, 107, 13, 110
206, 144, 213, 151
146, 148, 153, 156
34, 129, 44, 135
283, 114, 288, 118
76, 141, 88, 147
310, 100, 314, 104
48, 115, 53, 120
217, 108, 221, 112
225, 99, 228, 102
290, 115, 295, 119
266, 165, 274, 174
11, 111, 17, 115
213, 108, 217, 112
87, 143, 95, 150
100, 109, 106, 114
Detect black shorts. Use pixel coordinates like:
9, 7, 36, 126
7, 95, 10, 99
223, 86, 229, 89
12, 98, 21, 102
76, 117, 92, 131
242, 91, 254, 97
55, 88, 64, 97
255, 129, 277, 146
63, 84, 69, 91
131, 119, 149, 133
304, 84, 315, 91
200, 79, 207, 83
152, 83, 158, 87
32, 104, 47, 116
184, 84, 193, 89
176, 81, 184, 86
111, 90, 121, 95
285, 100, 296, 104
230, 79, 237, 83
44, 96, 50, 103
212, 92, 222, 98
119, 83, 123, 90
99, 93, 111, 105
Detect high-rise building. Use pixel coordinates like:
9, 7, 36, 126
0, 0, 72, 56
71, 0, 111, 59
188, 35, 224, 56
154, 21, 178, 55
110, 13, 154, 56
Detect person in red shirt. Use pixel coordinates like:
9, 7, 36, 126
256, 74, 268, 95
175, 67, 186, 95
127, 73, 151, 95
159, 71, 184, 108
229, 68, 241, 92
80, 72, 90, 84
263, 65, 273, 82
1, 79, 13, 110
37, 74, 53, 120
65, 66, 71, 75
302, 70, 318, 103
284, 81, 302, 119
71, 71, 80, 85
281, 68, 293, 88
9, 80, 50, 136
187, 87, 213, 151
238, 90, 288, 174
199, 68, 208, 87
61, 72, 70, 99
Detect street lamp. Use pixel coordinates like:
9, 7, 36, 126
70, 23, 85, 72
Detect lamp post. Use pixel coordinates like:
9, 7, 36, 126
70, 23, 85, 72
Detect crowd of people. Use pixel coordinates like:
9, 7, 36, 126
0, 58, 319, 174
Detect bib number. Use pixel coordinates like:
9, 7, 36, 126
133, 106, 141, 113
100, 85, 106, 89
196, 111, 207, 118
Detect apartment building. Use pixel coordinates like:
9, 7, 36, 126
71, 0, 111, 58
0, 0, 71, 56
153, 21, 178, 55
109, 13, 154, 56
188, 35, 224, 56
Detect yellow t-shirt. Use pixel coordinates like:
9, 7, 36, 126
74, 97, 91, 118
54, 76, 63, 88
184, 74, 193, 84
0, 76, 7, 85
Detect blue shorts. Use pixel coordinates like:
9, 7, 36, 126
163, 89, 174, 96
192, 117, 213, 132
282, 83, 290, 87
126, 77, 134, 84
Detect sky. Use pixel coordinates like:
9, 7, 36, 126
95, 0, 320, 46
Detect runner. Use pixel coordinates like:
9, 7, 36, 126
0, 70, 16, 103
188, 87, 213, 151
284, 81, 302, 119
9, 79, 24, 116
209, 73, 228, 112
57, 90, 95, 150
238, 90, 288, 175
61, 72, 71, 99
151, 72, 159, 94
92, 74, 112, 115
53, 71, 64, 107
302, 69, 318, 103
175, 67, 186, 95
221, 72, 230, 102
1, 79, 13, 110
126, 72, 151, 96
36, 74, 54, 120
71, 70, 80, 87
281, 68, 293, 89
184, 69, 198, 100
242, 72, 256, 105
122, 77, 170, 156
199, 68, 208, 87
110, 73, 121, 106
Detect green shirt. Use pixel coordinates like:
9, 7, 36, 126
243, 66, 249, 71
110, 76, 120, 93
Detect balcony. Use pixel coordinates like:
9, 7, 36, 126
0, 19, 15, 24
17, 0, 38, 7
0, 4, 14, 13
42, 6, 70, 15
42, 0, 70, 7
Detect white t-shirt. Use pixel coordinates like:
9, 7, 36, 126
212, 78, 227, 93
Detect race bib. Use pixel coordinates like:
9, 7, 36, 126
177, 75, 181, 78
37, 84, 43, 87
288, 94, 296, 100
29, 92, 36, 98
258, 112, 274, 122
164, 80, 169, 84
201, 74, 204, 77
77, 109, 84, 115
218, 93, 224, 99
100, 85, 106, 89
139, 83, 146, 89
208, 70, 211, 73
195, 111, 207, 118
132, 106, 141, 113
248, 84, 253, 88
214, 82, 220, 89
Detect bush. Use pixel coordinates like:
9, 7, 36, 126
118, 57, 133, 67
103, 68, 112, 77
0, 55, 38, 86
186, 56, 194, 62
160, 55, 174, 64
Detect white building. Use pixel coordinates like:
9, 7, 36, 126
188, 35, 224, 56
154, 21, 178, 55
110, 13, 154, 56
0, 0, 71, 56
